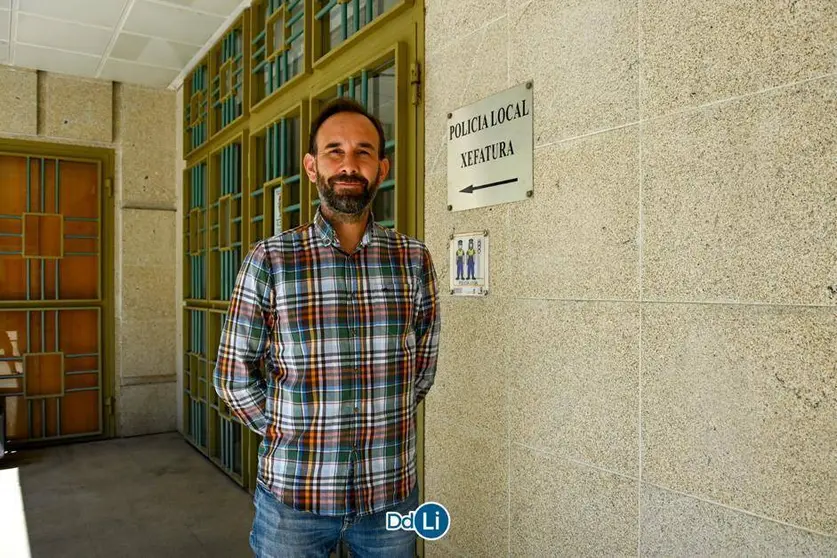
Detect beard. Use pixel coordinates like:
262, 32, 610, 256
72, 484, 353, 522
316, 168, 381, 221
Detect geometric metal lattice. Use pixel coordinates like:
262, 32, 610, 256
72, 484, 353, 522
1, 156, 101, 302
211, 142, 243, 301
1, 150, 104, 446
184, 308, 208, 450
316, 0, 399, 56
0, 308, 102, 442
253, 115, 302, 243
252, 0, 304, 103
186, 162, 208, 300
180, 0, 420, 505
185, 62, 209, 153
209, 311, 243, 480
213, 28, 244, 132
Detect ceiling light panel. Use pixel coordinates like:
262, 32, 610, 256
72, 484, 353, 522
111, 32, 200, 69
17, 13, 112, 55
100, 58, 180, 88
123, 0, 224, 46
15, 44, 101, 76
17, 0, 129, 28
151, 0, 242, 17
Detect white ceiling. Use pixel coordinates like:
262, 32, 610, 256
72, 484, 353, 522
0, 0, 249, 89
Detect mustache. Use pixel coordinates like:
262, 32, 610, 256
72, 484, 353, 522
327, 174, 369, 188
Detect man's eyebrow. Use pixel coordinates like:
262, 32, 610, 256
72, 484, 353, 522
323, 142, 343, 150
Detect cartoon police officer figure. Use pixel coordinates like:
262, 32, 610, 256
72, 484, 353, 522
455, 240, 465, 281
466, 238, 476, 280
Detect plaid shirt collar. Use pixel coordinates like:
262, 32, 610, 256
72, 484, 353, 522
313, 207, 376, 250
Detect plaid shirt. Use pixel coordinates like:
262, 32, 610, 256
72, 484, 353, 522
213, 210, 440, 517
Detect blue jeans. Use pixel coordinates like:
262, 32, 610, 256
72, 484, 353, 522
250, 483, 418, 558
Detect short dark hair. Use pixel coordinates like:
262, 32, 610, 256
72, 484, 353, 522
308, 98, 387, 160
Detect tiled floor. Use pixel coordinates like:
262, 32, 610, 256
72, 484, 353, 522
0, 432, 254, 557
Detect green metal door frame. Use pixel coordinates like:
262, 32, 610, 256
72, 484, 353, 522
181, 1, 427, 554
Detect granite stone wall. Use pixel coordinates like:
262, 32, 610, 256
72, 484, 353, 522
422, 1, 837, 555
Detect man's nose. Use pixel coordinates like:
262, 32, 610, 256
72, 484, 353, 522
339, 151, 361, 174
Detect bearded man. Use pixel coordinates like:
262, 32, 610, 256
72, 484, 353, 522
214, 98, 441, 558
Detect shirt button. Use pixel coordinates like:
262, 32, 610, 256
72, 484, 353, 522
354, 406, 359, 414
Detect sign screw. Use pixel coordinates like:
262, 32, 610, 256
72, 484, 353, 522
449, 234, 455, 240
526, 81, 533, 89
526, 190, 533, 197
447, 112, 452, 119
447, 205, 453, 211
450, 289, 455, 295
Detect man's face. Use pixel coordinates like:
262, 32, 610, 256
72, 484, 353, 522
303, 112, 390, 220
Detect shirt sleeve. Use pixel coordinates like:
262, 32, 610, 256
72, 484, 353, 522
213, 241, 274, 435
413, 245, 441, 404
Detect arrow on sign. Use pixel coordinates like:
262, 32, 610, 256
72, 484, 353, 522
459, 177, 518, 194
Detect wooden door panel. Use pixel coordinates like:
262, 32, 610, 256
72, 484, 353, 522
58, 161, 99, 219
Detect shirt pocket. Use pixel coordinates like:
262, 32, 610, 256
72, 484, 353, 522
365, 274, 416, 338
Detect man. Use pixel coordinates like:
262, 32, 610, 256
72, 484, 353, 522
214, 98, 441, 558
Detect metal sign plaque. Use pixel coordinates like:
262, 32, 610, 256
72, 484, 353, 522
447, 81, 534, 212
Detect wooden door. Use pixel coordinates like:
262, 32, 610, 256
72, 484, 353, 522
0, 153, 107, 444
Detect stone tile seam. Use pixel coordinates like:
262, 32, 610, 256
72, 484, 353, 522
466, 295, 837, 310
431, 13, 508, 56
0, 131, 117, 149
637, 0, 645, 548
642, 481, 837, 541
506, 0, 511, 88
498, 445, 837, 547
535, 72, 837, 155
532, 71, 837, 153
512, 441, 639, 483
427, 18, 504, 175
122, 203, 178, 212
507, 352, 513, 558
641, 71, 837, 124
532, 120, 641, 152
510, 443, 837, 541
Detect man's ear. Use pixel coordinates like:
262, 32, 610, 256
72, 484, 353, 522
303, 153, 318, 183
378, 157, 391, 183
